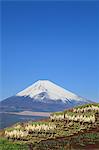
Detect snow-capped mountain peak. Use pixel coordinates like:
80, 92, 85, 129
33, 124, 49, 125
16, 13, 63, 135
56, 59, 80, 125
16, 80, 88, 103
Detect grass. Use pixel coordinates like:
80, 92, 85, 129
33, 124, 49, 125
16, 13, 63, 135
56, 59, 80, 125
31, 121, 51, 126
80, 133, 99, 140
0, 103, 99, 149
0, 138, 28, 150
74, 103, 99, 109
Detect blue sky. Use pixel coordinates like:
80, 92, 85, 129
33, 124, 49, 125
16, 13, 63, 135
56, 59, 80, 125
1, 1, 99, 102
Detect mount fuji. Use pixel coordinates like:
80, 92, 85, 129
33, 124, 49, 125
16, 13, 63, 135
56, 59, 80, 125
0, 80, 91, 112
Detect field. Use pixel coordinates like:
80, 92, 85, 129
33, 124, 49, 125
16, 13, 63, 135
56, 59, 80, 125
0, 103, 99, 150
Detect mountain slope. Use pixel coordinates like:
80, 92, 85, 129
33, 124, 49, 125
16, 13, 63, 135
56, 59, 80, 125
0, 80, 91, 112
17, 80, 88, 103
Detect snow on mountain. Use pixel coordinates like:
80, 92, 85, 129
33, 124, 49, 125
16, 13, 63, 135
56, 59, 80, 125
16, 80, 88, 103
0, 80, 92, 129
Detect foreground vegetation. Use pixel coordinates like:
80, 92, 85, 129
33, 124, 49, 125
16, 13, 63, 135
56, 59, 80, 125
0, 138, 29, 150
0, 103, 99, 150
